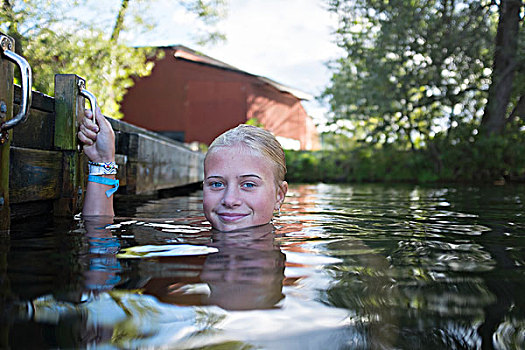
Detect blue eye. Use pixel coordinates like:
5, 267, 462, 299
210, 182, 224, 188
242, 182, 256, 188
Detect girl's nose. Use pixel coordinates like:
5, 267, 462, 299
221, 186, 242, 207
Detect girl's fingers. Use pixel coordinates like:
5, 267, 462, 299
83, 109, 100, 132
80, 107, 116, 163
83, 118, 99, 133
79, 123, 98, 141
77, 130, 94, 146
94, 107, 114, 136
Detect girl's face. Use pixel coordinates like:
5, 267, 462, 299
203, 145, 287, 232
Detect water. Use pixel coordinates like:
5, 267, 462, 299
1, 183, 524, 349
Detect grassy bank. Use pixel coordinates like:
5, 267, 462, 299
285, 132, 525, 184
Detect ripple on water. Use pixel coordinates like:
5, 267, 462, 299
3, 183, 525, 349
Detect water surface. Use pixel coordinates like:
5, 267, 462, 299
1, 183, 524, 349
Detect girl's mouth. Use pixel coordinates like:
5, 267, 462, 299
218, 213, 249, 222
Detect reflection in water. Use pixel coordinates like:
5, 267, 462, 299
27, 291, 215, 349
1, 221, 294, 348
143, 224, 286, 311
288, 184, 525, 349
1, 184, 525, 348
82, 218, 122, 292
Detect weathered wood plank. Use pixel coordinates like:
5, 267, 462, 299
0, 33, 15, 229
9, 147, 62, 203
108, 117, 182, 145
116, 131, 139, 160
115, 153, 127, 187
54, 74, 83, 151
54, 151, 86, 216
136, 135, 203, 188
14, 84, 54, 113
97, 117, 204, 195
120, 132, 204, 195
11, 106, 54, 150
53, 74, 86, 216
10, 200, 54, 220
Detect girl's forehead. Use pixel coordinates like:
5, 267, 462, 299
206, 145, 265, 162
205, 146, 273, 171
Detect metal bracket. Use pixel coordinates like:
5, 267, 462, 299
0, 35, 32, 142
78, 80, 98, 124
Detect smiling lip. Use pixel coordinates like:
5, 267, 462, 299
217, 213, 249, 222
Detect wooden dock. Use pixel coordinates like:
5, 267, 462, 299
0, 33, 204, 228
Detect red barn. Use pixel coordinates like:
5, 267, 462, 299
120, 46, 319, 150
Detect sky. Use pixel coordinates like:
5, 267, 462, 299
128, 0, 345, 124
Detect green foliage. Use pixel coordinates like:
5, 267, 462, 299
0, 0, 227, 118
433, 121, 525, 182
323, 0, 496, 149
25, 30, 156, 118
245, 117, 264, 127
318, 0, 524, 184
286, 123, 525, 184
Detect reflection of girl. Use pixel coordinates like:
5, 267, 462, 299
202, 224, 286, 310
142, 223, 286, 310
78, 108, 288, 232
82, 218, 121, 291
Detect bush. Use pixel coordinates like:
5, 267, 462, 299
285, 125, 525, 184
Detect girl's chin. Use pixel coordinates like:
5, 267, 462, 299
212, 221, 273, 233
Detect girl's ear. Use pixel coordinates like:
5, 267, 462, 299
275, 181, 288, 210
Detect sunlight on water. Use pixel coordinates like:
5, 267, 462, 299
1, 183, 525, 349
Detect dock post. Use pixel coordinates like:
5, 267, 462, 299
0, 34, 14, 229
53, 74, 87, 216
0, 34, 14, 348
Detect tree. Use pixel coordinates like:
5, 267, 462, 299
480, 0, 524, 135
323, 0, 497, 150
0, 0, 227, 118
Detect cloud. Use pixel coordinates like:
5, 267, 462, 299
205, 0, 341, 69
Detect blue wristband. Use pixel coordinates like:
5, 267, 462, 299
88, 175, 119, 198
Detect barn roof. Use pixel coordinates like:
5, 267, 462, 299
160, 45, 313, 101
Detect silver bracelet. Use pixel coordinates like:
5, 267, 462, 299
88, 161, 118, 175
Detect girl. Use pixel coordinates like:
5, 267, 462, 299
78, 108, 288, 232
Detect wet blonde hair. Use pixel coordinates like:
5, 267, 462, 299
205, 124, 287, 185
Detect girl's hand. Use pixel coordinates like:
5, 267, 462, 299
77, 107, 115, 163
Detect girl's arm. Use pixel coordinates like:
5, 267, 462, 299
77, 107, 116, 217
